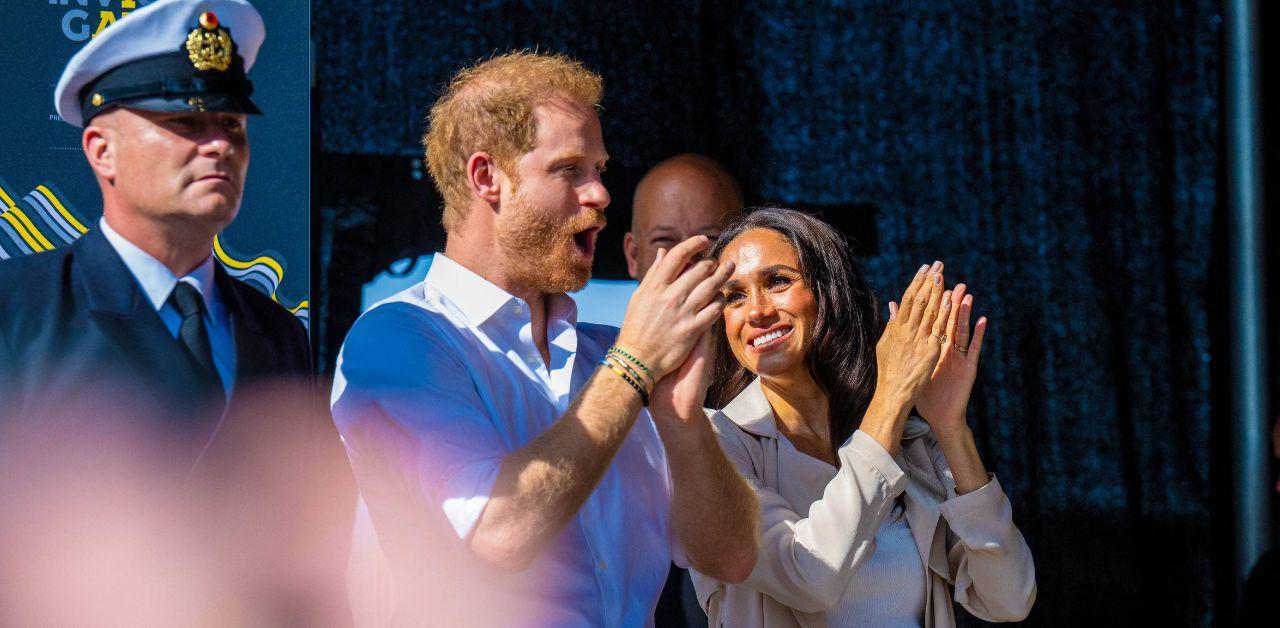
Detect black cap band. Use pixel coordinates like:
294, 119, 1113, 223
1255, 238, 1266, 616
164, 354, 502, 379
78, 47, 260, 123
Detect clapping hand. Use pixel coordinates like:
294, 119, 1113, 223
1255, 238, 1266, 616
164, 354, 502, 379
876, 262, 951, 404
858, 261, 951, 454
903, 281, 988, 434
616, 236, 733, 383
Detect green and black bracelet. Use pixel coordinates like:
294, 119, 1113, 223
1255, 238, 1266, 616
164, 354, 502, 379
606, 346, 654, 387
599, 358, 650, 406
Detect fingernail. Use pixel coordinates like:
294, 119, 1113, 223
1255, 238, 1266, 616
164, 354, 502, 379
943, 291, 952, 301
964, 295, 973, 305
931, 261, 942, 272
917, 264, 929, 275
933, 273, 942, 285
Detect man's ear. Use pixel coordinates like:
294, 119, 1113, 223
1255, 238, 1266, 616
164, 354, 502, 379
465, 151, 503, 204
623, 231, 640, 279
83, 123, 115, 181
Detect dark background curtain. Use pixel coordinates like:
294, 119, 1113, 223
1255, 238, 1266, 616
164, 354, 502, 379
312, 1, 1265, 625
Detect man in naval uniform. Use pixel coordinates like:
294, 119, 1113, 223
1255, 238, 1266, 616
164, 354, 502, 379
0, 1, 354, 622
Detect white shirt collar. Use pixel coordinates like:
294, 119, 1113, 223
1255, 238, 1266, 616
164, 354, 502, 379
98, 217, 217, 316
424, 253, 579, 330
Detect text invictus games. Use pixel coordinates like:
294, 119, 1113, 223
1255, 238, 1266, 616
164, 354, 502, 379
47, 0, 155, 42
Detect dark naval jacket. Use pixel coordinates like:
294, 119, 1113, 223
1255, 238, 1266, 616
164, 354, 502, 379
0, 226, 357, 624
0, 227, 312, 434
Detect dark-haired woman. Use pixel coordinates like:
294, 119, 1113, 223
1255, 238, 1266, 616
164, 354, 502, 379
689, 208, 1035, 627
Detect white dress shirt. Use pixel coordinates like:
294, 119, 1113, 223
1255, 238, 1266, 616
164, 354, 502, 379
331, 253, 673, 627
99, 218, 235, 395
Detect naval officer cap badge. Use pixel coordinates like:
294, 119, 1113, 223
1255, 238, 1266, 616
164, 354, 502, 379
53, 0, 266, 128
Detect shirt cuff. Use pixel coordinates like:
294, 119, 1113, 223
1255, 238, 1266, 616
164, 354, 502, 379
937, 473, 1012, 536
845, 429, 909, 494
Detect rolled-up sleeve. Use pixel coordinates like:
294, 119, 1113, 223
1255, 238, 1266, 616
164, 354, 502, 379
707, 413, 910, 614
937, 475, 1037, 622
331, 303, 503, 540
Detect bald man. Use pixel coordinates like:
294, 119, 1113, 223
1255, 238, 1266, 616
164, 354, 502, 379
625, 154, 743, 280
627, 154, 741, 627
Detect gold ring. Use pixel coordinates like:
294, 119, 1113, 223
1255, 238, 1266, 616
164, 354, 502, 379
954, 343, 969, 353
932, 334, 947, 345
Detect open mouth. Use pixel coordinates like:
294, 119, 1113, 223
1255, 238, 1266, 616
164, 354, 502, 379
572, 225, 602, 259
749, 326, 793, 351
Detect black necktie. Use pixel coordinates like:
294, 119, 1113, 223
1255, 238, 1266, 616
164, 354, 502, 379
168, 281, 224, 397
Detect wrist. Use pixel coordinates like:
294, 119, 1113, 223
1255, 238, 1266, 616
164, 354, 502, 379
869, 383, 915, 416
653, 410, 714, 450
929, 422, 973, 445
859, 394, 911, 455
611, 342, 663, 382
599, 355, 652, 406
608, 345, 659, 385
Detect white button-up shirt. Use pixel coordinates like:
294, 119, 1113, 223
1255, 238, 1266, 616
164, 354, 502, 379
99, 218, 235, 395
332, 253, 673, 627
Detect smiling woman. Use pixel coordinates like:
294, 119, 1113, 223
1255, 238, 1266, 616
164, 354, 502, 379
709, 207, 880, 455
695, 206, 1036, 627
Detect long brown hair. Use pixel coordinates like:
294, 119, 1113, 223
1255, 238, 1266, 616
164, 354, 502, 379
708, 207, 881, 456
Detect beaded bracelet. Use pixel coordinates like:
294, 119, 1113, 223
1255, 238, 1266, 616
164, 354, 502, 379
604, 353, 649, 395
607, 347, 654, 387
599, 358, 649, 406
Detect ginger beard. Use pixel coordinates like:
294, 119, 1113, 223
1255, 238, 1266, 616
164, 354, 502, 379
495, 192, 604, 295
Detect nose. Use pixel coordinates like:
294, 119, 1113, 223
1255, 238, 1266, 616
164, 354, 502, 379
197, 118, 242, 158
201, 136, 231, 158
580, 176, 610, 211
199, 128, 233, 157
747, 289, 777, 324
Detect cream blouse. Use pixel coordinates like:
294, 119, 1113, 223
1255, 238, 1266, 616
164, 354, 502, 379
690, 378, 1037, 627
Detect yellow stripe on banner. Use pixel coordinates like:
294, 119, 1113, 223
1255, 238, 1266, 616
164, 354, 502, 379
2, 212, 46, 252
289, 300, 309, 315
36, 185, 88, 234
213, 235, 286, 279
0, 186, 17, 210
9, 207, 55, 250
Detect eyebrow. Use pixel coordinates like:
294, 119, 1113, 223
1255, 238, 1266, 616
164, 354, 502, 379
646, 226, 679, 237
548, 151, 585, 165
718, 264, 801, 292
759, 263, 801, 275
548, 153, 610, 176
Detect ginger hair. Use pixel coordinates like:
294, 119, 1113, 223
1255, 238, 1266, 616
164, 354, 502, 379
423, 51, 604, 232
